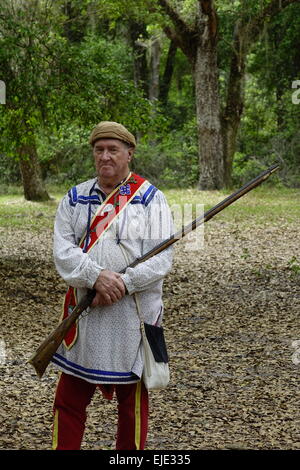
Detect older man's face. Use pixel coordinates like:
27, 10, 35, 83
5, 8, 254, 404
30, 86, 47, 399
93, 139, 133, 182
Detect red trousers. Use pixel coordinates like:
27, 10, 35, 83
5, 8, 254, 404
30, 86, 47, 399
52, 372, 149, 450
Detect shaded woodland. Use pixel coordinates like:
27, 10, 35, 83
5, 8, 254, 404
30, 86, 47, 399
1, 0, 300, 198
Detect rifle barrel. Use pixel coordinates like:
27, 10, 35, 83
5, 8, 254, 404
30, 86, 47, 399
126, 164, 280, 267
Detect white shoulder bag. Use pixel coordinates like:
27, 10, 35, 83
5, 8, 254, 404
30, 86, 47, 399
134, 293, 170, 390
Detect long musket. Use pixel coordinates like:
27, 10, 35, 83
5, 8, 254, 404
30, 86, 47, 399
28, 164, 279, 378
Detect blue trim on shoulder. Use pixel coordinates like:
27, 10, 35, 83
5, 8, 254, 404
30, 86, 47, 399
130, 185, 158, 206
144, 186, 158, 206
68, 188, 75, 207
72, 186, 77, 203
68, 190, 101, 207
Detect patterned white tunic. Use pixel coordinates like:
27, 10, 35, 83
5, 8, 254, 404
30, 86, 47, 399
51, 176, 174, 384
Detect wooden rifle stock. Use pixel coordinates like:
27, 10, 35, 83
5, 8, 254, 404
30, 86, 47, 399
28, 164, 279, 378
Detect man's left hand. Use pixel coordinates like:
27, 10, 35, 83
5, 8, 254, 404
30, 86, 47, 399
92, 269, 127, 307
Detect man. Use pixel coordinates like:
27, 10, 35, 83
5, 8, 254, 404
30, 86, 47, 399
51, 121, 174, 450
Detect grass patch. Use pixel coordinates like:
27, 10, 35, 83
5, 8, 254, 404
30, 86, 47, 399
0, 191, 63, 231
0, 184, 299, 232
163, 185, 300, 226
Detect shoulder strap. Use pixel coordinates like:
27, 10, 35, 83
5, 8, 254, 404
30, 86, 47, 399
80, 172, 148, 253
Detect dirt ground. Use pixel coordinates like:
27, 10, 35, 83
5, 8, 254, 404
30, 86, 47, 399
0, 217, 299, 450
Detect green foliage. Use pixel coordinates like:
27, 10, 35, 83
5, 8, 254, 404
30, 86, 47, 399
37, 125, 94, 186
249, 3, 300, 91
0, 0, 162, 187
231, 153, 281, 187
47, 33, 155, 129
0, 152, 20, 184
0, 0, 300, 191
132, 119, 198, 188
0, 1, 153, 128
238, 2, 300, 186
164, 49, 195, 129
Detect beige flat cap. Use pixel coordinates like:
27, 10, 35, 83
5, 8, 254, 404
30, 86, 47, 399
89, 121, 136, 147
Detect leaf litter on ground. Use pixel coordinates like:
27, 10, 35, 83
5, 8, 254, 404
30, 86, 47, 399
0, 195, 299, 450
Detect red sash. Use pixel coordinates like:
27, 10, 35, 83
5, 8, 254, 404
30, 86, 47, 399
61, 172, 147, 349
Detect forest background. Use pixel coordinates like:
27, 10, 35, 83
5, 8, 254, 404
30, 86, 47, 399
0, 0, 300, 199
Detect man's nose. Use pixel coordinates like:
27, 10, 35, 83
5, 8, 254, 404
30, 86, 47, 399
101, 149, 111, 159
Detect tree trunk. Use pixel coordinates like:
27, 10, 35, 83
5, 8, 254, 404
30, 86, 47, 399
159, 0, 224, 189
194, 1, 224, 189
128, 21, 149, 97
87, 1, 97, 33
159, 39, 177, 105
149, 35, 162, 101
221, 22, 246, 187
194, 49, 224, 189
62, 1, 85, 43
18, 138, 50, 202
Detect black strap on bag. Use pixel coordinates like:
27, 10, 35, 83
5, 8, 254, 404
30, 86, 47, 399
143, 323, 169, 363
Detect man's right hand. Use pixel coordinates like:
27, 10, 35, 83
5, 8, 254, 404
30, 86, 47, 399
92, 269, 126, 307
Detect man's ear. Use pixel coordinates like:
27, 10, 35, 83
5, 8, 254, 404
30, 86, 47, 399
128, 147, 134, 162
